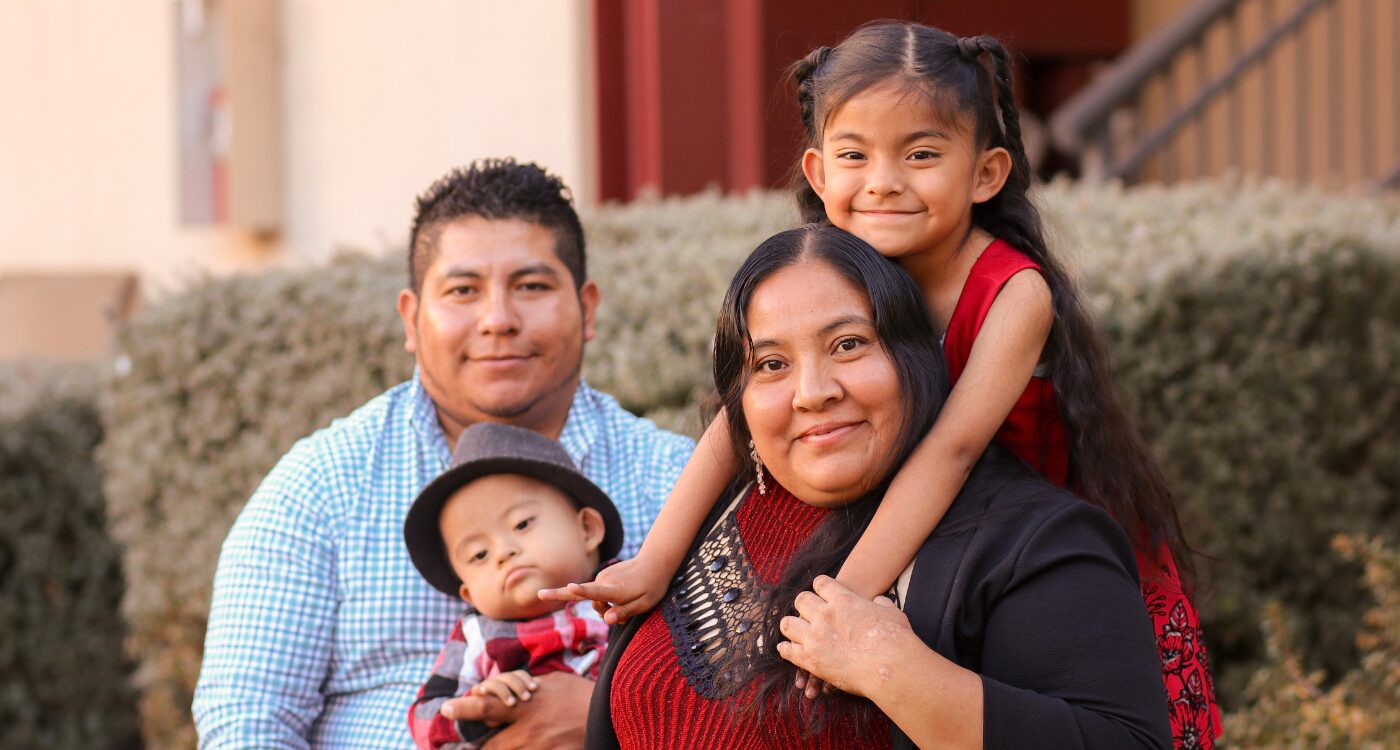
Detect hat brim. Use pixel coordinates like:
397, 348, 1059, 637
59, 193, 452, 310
404, 456, 624, 598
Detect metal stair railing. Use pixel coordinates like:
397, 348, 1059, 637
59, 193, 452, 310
1049, 0, 1400, 189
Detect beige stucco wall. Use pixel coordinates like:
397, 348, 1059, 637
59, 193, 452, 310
0, 0, 594, 297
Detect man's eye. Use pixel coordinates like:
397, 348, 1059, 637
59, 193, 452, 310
519, 282, 550, 292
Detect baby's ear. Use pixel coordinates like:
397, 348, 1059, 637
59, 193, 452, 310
457, 582, 474, 607
578, 507, 606, 552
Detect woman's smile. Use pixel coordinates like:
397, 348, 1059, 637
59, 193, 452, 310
795, 419, 864, 446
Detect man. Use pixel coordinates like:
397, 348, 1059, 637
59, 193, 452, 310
193, 159, 694, 749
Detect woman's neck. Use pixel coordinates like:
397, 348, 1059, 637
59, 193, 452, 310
897, 226, 997, 330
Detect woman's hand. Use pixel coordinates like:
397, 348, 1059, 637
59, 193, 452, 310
537, 554, 671, 625
776, 575, 921, 699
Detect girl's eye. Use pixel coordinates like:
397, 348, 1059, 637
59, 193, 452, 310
514, 517, 533, 531
835, 150, 866, 161
909, 150, 940, 161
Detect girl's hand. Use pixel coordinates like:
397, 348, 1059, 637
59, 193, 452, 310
537, 554, 671, 624
776, 575, 920, 699
465, 669, 538, 708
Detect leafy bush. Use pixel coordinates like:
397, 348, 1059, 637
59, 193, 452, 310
97, 181, 1400, 747
1052, 180, 1400, 704
1223, 536, 1400, 749
0, 363, 141, 750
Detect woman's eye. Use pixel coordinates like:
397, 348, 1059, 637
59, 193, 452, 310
755, 358, 784, 373
836, 337, 864, 353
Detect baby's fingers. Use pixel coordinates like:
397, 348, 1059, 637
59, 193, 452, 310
475, 671, 538, 706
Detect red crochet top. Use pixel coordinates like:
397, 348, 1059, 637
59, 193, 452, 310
609, 483, 892, 750
946, 239, 1222, 748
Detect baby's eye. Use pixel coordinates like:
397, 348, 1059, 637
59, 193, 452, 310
469, 549, 488, 563
514, 517, 533, 532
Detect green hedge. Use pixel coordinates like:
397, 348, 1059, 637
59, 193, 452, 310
95, 181, 1400, 748
0, 363, 141, 750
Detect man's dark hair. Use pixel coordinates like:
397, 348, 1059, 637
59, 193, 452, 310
408, 158, 587, 293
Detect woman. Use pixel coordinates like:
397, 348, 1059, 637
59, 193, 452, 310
581, 225, 1171, 749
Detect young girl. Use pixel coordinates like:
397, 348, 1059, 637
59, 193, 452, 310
545, 20, 1220, 749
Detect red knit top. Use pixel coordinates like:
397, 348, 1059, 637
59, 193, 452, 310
609, 483, 892, 750
946, 239, 1221, 748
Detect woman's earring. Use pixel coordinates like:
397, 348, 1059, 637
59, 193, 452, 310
748, 439, 767, 495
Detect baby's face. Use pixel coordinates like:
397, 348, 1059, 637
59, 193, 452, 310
440, 473, 604, 620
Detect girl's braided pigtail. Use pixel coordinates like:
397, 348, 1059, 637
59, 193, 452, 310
789, 45, 834, 224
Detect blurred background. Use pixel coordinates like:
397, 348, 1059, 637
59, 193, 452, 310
2, 0, 1395, 360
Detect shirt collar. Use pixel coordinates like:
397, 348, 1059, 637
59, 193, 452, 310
407, 368, 599, 467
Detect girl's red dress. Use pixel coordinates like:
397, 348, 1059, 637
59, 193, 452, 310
943, 239, 1223, 750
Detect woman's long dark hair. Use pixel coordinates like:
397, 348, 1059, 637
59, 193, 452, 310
712, 223, 1007, 730
787, 20, 1195, 585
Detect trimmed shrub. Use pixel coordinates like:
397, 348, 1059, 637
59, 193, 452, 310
0, 363, 141, 750
98, 181, 1400, 747
1051, 180, 1400, 705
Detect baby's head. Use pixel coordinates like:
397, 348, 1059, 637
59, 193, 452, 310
404, 423, 623, 621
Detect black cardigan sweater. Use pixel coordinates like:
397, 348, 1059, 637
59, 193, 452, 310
586, 473, 1172, 750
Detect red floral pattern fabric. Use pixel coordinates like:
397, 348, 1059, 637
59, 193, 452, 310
1140, 545, 1222, 749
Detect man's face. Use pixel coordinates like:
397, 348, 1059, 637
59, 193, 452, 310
398, 216, 599, 441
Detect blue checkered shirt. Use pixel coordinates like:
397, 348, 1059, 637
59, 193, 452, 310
193, 373, 693, 749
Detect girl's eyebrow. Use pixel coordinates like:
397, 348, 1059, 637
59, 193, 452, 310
901, 129, 949, 144
828, 129, 949, 144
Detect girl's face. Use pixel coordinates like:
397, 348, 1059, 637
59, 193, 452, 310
802, 83, 1010, 261
740, 259, 903, 508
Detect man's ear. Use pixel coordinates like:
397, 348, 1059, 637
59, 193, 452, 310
397, 288, 420, 354
579, 280, 600, 343
457, 581, 474, 607
972, 147, 1013, 204
578, 507, 606, 553
801, 147, 827, 199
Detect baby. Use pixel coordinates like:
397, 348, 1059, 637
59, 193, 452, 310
403, 422, 621, 750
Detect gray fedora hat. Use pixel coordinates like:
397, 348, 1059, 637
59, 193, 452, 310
404, 422, 623, 597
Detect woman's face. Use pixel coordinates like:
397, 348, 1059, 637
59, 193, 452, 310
741, 258, 904, 507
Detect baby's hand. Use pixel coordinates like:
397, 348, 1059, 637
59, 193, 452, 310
464, 669, 538, 708
537, 554, 672, 625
